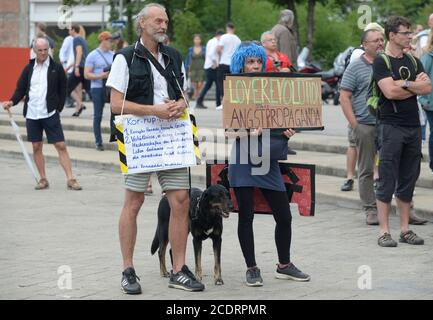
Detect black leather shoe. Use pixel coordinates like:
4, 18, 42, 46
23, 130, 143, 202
341, 179, 354, 191
196, 101, 207, 109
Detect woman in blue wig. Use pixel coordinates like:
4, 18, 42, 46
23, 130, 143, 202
227, 42, 310, 286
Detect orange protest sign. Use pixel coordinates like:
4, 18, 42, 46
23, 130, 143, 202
222, 74, 323, 129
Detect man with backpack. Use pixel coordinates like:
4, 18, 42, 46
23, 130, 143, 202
371, 16, 431, 247
339, 29, 385, 225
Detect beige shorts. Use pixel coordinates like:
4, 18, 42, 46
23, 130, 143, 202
124, 167, 189, 192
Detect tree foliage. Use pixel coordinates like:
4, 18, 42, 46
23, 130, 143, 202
62, 0, 433, 67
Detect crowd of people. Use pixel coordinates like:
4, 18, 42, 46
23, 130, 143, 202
2, 2, 432, 295
188, 9, 297, 111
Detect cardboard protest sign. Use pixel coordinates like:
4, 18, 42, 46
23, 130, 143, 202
114, 111, 200, 174
223, 73, 323, 130
206, 161, 316, 217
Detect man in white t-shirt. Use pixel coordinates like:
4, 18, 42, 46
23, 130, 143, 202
106, 3, 204, 295
216, 23, 241, 109
195, 30, 224, 109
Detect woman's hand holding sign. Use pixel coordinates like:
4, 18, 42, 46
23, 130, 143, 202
283, 129, 296, 139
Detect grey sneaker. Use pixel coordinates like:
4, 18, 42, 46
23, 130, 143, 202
275, 263, 311, 281
246, 267, 263, 287
408, 212, 427, 225
366, 212, 379, 225
399, 230, 424, 245
121, 267, 142, 294
168, 265, 205, 292
378, 233, 397, 247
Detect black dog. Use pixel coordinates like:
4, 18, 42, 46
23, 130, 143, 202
151, 184, 233, 285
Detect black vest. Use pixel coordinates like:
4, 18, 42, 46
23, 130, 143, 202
117, 41, 184, 105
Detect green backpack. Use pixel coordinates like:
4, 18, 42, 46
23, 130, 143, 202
367, 52, 418, 117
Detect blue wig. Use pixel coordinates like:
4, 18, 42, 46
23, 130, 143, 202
230, 42, 267, 73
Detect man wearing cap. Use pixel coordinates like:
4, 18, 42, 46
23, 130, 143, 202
84, 31, 114, 151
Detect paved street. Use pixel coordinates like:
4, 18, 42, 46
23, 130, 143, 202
1, 155, 432, 300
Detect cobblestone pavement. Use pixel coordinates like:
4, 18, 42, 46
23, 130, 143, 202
1, 156, 432, 300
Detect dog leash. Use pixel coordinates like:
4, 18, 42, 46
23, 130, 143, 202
190, 191, 203, 221
190, 191, 213, 236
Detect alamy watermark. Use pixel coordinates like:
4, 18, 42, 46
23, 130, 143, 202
57, 265, 72, 290
198, 128, 271, 175
357, 0, 373, 30
357, 265, 372, 290
57, 5, 73, 30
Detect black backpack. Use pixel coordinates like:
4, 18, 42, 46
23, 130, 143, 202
344, 46, 364, 73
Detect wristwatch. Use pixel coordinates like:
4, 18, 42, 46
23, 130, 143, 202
402, 80, 410, 90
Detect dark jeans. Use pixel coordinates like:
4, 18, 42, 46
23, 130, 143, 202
216, 64, 230, 105
425, 109, 433, 170
91, 87, 106, 147
197, 68, 220, 106
234, 187, 292, 268
376, 124, 422, 203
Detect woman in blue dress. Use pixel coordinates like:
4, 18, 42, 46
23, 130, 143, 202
227, 42, 310, 286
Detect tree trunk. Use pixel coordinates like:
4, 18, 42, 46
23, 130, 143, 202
287, 0, 299, 50
125, 0, 134, 44
306, 0, 315, 60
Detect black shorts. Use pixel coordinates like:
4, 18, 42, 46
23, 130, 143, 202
67, 67, 90, 95
375, 123, 421, 203
26, 112, 65, 144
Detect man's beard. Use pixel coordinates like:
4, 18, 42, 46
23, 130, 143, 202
154, 33, 168, 43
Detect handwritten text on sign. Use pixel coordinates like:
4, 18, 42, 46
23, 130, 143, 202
116, 115, 197, 174
223, 75, 323, 129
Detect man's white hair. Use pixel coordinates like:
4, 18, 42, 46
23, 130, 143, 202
135, 3, 166, 35
280, 9, 294, 27
260, 31, 274, 43
33, 37, 49, 52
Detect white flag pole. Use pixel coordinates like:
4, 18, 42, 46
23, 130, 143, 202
6, 108, 39, 183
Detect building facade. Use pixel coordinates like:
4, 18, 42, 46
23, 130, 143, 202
0, 0, 111, 48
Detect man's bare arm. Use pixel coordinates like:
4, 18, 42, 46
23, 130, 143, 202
406, 72, 432, 96
377, 77, 414, 100
84, 66, 108, 81
75, 45, 83, 67
339, 89, 357, 128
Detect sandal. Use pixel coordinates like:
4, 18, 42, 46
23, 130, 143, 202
72, 105, 86, 117
399, 230, 424, 245
35, 178, 49, 190
67, 178, 82, 190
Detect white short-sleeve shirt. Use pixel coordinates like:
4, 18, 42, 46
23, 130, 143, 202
218, 33, 241, 66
